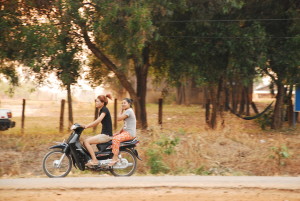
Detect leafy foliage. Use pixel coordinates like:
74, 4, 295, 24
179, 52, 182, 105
255, 109, 273, 130
1, 0, 299, 129
155, 135, 180, 155
270, 145, 291, 166
146, 134, 180, 174
146, 149, 170, 174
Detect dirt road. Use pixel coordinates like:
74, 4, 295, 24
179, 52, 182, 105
0, 176, 299, 201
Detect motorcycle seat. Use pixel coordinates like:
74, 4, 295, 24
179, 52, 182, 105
120, 138, 138, 145
97, 138, 138, 146
96, 138, 138, 152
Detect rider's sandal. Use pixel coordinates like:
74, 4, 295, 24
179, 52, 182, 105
85, 160, 98, 166
108, 159, 120, 167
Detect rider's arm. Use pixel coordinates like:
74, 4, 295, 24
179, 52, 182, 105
84, 112, 106, 129
114, 109, 128, 136
117, 109, 128, 121
114, 128, 123, 136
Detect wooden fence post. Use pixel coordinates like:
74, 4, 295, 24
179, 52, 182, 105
93, 104, 99, 133
158, 98, 163, 126
59, 99, 65, 133
114, 98, 117, 130
21, 99, 26, 134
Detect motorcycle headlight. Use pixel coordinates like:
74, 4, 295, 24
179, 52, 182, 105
70, 124, 77, 130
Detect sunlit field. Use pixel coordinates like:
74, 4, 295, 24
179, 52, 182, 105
0, 99, 207, 135
0, 98, 299, 177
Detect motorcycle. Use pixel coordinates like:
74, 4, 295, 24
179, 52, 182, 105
42, 123, 141, 178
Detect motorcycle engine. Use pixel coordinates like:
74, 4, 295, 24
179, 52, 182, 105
98, 159, 130, 169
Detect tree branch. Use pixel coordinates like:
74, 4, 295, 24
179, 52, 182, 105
262, 67, 277, 83
80, 24, 137, 98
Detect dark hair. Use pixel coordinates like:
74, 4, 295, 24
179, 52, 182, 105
97, 94, 112, 106
123, 98, 133, 108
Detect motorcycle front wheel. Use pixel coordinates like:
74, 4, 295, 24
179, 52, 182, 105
110, 149, 137, 177
42, 150, 72, 178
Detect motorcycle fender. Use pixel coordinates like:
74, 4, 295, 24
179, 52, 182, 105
49, 144, 66, 150
132, 149, 142, 161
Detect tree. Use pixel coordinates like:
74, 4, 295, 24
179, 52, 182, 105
0, 0, 56, 86
0, 0, 26, 87
48, 2, 82, 127
1, 0, 172, 129
2, 0, 298, 131
0, 0, 82, 127
65, 0, 185, 129
151, 0, 266, 128
23, 0, 169, 129
241, 0, 300, 129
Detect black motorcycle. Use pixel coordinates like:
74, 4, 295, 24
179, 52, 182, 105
42, 123, 141, 177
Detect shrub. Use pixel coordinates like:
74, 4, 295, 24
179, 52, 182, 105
256, 109, 273, 130
155, 135, 180, 155
270, 145, 291, 166
146, 149, 170, 174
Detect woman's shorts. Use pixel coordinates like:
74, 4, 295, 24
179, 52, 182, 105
97, 134, 112, 143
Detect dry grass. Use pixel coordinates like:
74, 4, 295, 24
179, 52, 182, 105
0, 99, 299, 177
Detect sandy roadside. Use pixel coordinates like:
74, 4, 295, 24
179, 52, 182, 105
1, 176, 299, 201
1, 187, 300, 201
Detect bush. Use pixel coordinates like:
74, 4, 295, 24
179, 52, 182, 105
145, 134, 180, 174
146, 149, 170, 174
195, 166, 211, 175
155, 135, 180, 155
256, 109, 273, 130
270, 145, 291, 166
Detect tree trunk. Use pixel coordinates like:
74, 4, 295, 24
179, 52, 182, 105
176, 77, 192, 105
247, 82, 253, 116
204, 87, 210, 124
176, 84, 185, 105
185, 77, 192, 106
238, 87, 245, 115
209, 85, 218, 129
231, 80, 239, 114
245, 87, 250, 116
251, 102, 259, 114
133, 47, 149, 129
205, 77, 224, 129
217, 77, 225, 127
272, 82, 285, 129
67, 84, 73, 128
239, 85, 251, 116
224, 86, 230, 111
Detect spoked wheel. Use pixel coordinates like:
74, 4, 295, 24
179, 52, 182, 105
42, 150, 72, 178
110, 149, 137, 177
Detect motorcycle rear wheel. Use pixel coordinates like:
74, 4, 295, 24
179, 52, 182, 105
42, 150, 72, 178
110, 149, 137, 177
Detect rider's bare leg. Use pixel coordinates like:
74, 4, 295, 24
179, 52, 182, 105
83, 135, 102, 164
